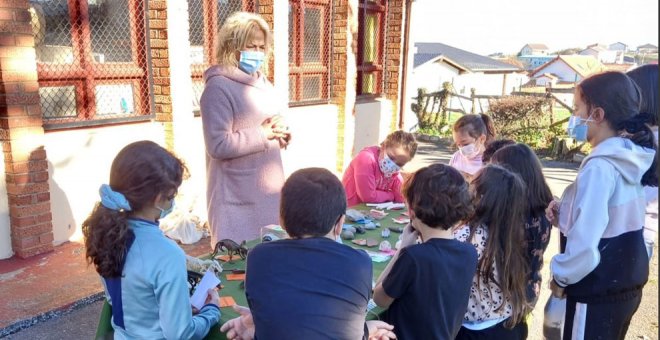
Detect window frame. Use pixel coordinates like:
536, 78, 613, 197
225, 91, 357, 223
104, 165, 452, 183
288, 0, 332, 106
356, 0, 387, 97
34, 0, 152, 130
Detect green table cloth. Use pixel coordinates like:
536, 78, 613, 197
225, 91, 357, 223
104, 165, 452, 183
95, 204, 406, 340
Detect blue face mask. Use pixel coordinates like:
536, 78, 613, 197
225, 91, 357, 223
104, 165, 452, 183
566, 116, 579, 137
573, 115, 594, 142
157, 199, 175, 220
238, 50, 265, 74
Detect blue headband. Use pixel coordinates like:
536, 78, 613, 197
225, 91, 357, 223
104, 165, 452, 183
99, 184, 132, 211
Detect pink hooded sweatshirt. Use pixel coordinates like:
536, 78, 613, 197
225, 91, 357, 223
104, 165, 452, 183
342, 146, 405, 206
200, 65, 284, 245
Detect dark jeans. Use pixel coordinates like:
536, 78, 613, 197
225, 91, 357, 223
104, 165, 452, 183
455, 319, 528, 340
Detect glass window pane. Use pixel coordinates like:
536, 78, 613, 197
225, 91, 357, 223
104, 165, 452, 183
289, 4, 294, 64
89, 0, 133, 63
364, 13, 378, 63
303, 8, 321, 63
188, 0, 204, 64
95, 84, 135, 115
362, 72, 375, 94
30, 0, 74, 64
192, 79, 204, 111
218, 0, 244, 27
39, 86, 77, 118
302, 75, 321, 100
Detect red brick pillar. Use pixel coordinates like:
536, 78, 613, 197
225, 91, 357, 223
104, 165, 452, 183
257, 0, 274, 83
148, 0, 174, 149
0, 0, 54, 258
331, 0, 358, 173
385, 0, 404, 131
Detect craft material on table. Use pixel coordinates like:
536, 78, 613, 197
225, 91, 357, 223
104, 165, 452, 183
381, 228, 390, 238
369, 209, 388, 220
392, 216, 410, 224
219, 296, 237, 308
363, 250, 392, 263
366, 202, 406, 210
190, 269, 221, 310
226, 273, 246, 281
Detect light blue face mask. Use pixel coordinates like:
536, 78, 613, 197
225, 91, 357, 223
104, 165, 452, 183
573, 115, 594, 142
566, 116, 579, 138
238, 50, 265, 74
156, 199, 175, 220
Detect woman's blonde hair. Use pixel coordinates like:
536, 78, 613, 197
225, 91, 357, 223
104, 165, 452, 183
215, 12, 272, 69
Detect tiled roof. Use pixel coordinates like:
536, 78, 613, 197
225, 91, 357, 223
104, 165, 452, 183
413, 42, 521, 71
531, 55, 606, 78
603, 63, 635, 72
525, 43, 549, 50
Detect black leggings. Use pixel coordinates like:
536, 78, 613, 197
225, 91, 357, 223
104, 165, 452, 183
455, 320, 528, 340
563, 292, 642, 340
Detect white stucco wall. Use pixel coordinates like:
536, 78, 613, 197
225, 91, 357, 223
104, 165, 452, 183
281, 105, 340, 176
353, 99, 393, 157
0, 151, 13, 259
44, 123, 166, 244
534, 61, 581, 83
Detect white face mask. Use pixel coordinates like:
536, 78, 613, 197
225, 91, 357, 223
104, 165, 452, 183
459, 143, 479, 158
378, 153, 401, 178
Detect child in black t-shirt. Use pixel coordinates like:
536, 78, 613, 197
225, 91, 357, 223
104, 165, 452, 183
373, 164, 478, 340
220, 168, 396, 340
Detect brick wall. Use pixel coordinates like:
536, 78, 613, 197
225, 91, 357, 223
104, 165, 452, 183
0, 0, 54, 258
331, 0, 349, 173
385, 0, 404, 131
257, 0, 274, 83
148, 0, 174, 149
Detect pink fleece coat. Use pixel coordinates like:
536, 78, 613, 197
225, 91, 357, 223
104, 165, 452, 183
200, 65, 284, 246
342, 146, 405, 206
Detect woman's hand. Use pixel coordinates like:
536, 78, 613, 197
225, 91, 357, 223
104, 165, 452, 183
545, 200, 560, 227
366, 320, 397, 339
261, 115, 287, 141
220, 305, 255, 340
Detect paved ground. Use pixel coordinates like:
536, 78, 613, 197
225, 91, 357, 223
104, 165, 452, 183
4, 139, 657, 339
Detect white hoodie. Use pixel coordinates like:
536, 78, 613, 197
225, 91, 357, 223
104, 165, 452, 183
552, 137, 655, 299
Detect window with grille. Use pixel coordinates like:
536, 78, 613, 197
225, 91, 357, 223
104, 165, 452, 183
189, 0, 256, 113
30, 0, 151, 129
288, 0, 331, 105
357, 0, 386, 96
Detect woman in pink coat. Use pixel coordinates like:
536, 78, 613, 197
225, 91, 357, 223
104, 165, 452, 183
200, 12, 290, 245
342, 131, 418, 206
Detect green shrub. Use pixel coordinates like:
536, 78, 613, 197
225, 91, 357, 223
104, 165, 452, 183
487, 95, 554, 149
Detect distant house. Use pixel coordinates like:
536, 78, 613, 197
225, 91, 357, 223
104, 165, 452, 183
412, 42, 528, 97
535, 73, 559, 87
609, 42, 628, 52
637, 44, 658, 54
520, 43, 549, 56
530, 55, 606, 83
587, 43, 608, 50
517, 55, 556, 70
623, 55, 637, 64
579, 46, 620, 64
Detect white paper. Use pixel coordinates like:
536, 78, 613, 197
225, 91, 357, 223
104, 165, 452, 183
366, 202, 406, 210
190, 269, 221, 310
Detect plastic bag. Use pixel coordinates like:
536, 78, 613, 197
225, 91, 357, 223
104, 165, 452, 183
543, 295, 566, 340
160, 208, 206, 244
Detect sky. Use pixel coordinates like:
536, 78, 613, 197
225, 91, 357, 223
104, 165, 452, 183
410, 0, 659, 56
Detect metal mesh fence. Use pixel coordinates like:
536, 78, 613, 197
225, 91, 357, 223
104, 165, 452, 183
30, 0, 151, 128
189, 0, 257, 113
357, 0, 386, 96
288, 0, 332, 105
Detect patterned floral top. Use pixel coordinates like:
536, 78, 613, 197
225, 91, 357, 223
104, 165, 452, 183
454, 225, 512, 323
525, 215, 552, 305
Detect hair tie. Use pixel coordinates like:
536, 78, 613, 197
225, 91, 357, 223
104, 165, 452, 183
99, 184, 132, 211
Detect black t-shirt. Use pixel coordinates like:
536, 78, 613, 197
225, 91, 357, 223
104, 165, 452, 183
383, 238, 478, 340
246, 237, 372, 340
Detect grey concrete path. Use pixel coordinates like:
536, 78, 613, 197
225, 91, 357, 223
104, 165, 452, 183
6, 140, 657, 340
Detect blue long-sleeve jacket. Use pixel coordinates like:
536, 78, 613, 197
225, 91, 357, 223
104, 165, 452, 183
102, 218, 220, 339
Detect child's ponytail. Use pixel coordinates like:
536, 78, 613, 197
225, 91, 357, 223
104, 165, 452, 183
82, 204, 133, 278
479, 113, 497, 145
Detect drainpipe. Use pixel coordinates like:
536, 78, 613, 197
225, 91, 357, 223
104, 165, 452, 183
398, 0, 413, 130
